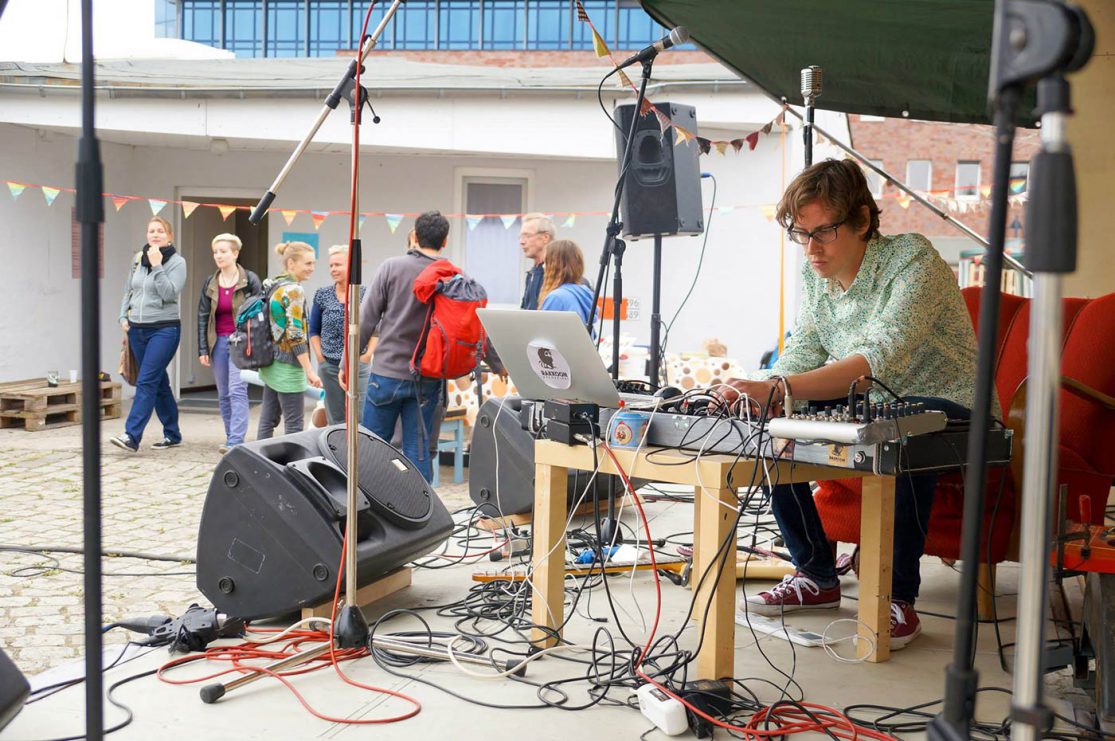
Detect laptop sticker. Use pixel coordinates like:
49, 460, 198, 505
527, 340, 572, 390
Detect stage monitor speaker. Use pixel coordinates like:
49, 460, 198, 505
196, 425, 454, 620
614, 101, 704, 240
468, 396, 637, 517
0, 646, 28, 731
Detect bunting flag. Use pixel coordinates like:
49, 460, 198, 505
562, 214, 576, 228
465, 214, 483, 231
696, 138, 712, 155
730, 139, 745, 153
759, 205, 776, 222
617, 70, 633, 88
639, 98, 655, 117
714, 141, 729, 155
745, 132, 760, 151
281, 210, 297, 226
591, 28, 609, 58
218, 205, 237, 221
41, 186, 61, 206
181, 201, 200, 219
7, 182, 25, 200
761, 122, 773, 135
148, 198, 167, 215
500, 214, 518, 230
897, 194, 913, 209
979, 184, 992, 197
674, 126, 695, 145
358, 214, 367, 232
654, 108, 673, 134
112, 196, 129, 212
575, 0, 590, 22
311, 210, 330, 230
385, 213, 404, 234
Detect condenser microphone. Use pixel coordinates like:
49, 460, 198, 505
616, 27, 690, 70
801, 65, 823, 105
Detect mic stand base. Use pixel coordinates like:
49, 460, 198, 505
334, 604, 370, 649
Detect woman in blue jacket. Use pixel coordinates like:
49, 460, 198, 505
538, 239, 595, 327
111, 216, 187, 453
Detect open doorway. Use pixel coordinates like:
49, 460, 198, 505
178, 198, 268, 410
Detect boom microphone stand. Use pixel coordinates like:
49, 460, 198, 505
929, 3, 1092, 740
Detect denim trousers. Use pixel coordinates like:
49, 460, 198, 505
210, 335, 249, 446
125, 324, 182, 445
319, 358, 370, 426
362, 372, 442, 482
768, 396, 971, 604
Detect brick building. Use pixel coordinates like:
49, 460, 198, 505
848, 114, 1040, 269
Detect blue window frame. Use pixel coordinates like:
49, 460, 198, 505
395, 1, 436, 50
439, 0, 480, 50
483, 0, 524, 49
226, 0, 262, 57
155, 0, 177, 38
267, 0, 306, 57
572, 0, 611, 51
309, 0, 348, 56
526, 0, 570, 50
352, 4, 393, 49
183, 0, 220, 48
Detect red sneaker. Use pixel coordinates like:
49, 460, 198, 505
741, 573, 841, 616
834, 547, 860, 577
889, 600, 923, 650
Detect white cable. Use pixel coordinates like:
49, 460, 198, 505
444, 636, 590, 679
821, 617, 877, 664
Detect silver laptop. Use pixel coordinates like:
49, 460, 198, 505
478, 308, 635, 408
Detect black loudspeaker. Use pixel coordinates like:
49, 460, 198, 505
615, 101, 704, 239
0, 646, 28, 731
468, 396, 633, 517
196, 425, 454, 620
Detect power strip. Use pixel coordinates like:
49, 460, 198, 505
734, 613, 826, 647
637, 684, 689, 736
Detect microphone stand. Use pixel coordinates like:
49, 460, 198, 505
929, 3, 1092, 739
801, 65, 821, 168
587, 55, 657, 547
76, 0, 105, 737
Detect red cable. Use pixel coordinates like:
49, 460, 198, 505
598, 441, 895, 741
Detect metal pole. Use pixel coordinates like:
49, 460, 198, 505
648, 234, 662, 388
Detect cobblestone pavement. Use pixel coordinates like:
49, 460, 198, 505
0, 404, 472, 676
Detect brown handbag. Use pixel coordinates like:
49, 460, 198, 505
119, 336, 138, 386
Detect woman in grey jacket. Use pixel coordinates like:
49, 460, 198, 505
111, 216, 188, 453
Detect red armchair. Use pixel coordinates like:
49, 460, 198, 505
813, 287, 1115, 609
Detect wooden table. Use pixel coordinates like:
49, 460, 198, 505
529, 440, 898, 680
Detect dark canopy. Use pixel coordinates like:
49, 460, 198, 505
641, 0, 1037, 126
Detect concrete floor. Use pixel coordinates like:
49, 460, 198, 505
0, 406, 1106, 739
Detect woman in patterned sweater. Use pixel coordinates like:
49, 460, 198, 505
720, 159, 982, 649
257, 241, 322, 439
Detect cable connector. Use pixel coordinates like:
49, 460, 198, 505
104, 614, 172, 635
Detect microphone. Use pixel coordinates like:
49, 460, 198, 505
801, 65, 823, 104
616, 27, 690, 70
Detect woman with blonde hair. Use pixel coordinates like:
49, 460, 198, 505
538, 239, 594, 326
111, 215, 188, 453
310, 244, 370, 425
257, 241, 322, 439
197, 233, 262, 452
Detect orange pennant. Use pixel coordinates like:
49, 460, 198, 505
112, 196, 129, 212
218, 205, 237, 221
979, 184, 992, 197
759, 205, 776, 222
617, 70, 633, 88
281, 210, 297, 226
181, 201, 199, 219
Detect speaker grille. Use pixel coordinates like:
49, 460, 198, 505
323, 429, 432, 528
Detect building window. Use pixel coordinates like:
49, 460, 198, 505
440, 0, 481, 50
484, 0, 525, 49
463, 179, 526, 305
154, 0, 177, 38
309, 0, 348, 56
1010, 162, 1030, 195
395, 1, 437, 49
955, 160, 980, 199
573, 1, 612, 50
618, 0, 656, 48
267, 0, 306, 57
353, 5, 393, 49
864, 159, 885, 198
227, 0, 262, 57
183, 0, 220, 48
906, 159, 931, 193
527, 0, 571, 50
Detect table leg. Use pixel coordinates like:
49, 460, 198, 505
453, 419, 464, 484
691, 486, 702, 592
695, 481, 736, 680
859, 475, 896, 662
530, 461, 569, 649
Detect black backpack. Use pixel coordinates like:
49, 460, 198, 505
229, 279, 289, 370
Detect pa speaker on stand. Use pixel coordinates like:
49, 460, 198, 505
614, 102, 704, 240
0, 646, 28, 731
196, 425, 454, 620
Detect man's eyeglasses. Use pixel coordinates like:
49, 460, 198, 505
787, 220, 845, 246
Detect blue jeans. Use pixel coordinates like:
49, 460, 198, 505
211, 335, 249, 446
768, 396, 970, 604
125, 324, 182, 445
362, 373, 442, 482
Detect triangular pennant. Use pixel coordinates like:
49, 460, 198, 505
979, 184, 992, 197
312, 210, 330, 230
358, 214, 367, 233
714, 141, 729, 156
575, 0, 590, 22
745, 132, 760, 151
761, 122, 773, 135
673, 126, 696, 145
696, 137, 711, 155
112, 196, 129, 212
6, 182, 26, 200
465, 214, 483, 231
897, 194, 912, 210
181, 201, 200, 219
730, 139, 745, 153
591, 28, 609, 58
654, 109, 673, 134
639, 98, 655, 116
218, 205, 237, 221
281, 210, 297, 226
617, 70, 633, 88
718, 205, 735, 214
148, 198, 167, 216
759, 205, 776, 221
500, 214, 518, 230
41, 186, 61, 206
562, 214, 576, 228
385, 213, 404, 233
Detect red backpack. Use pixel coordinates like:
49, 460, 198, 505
410, 259, 488, 379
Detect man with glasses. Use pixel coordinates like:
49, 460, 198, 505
718, 158, 984, 649
519, 212, 555, 310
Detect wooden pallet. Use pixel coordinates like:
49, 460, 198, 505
300, 567, 412, 620
0, 378, 122, 431
476, 494, 633, 532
